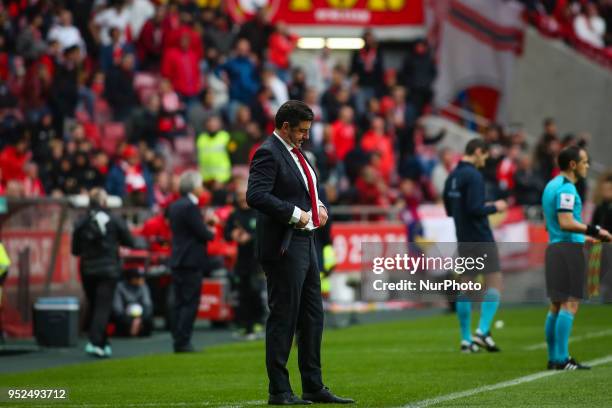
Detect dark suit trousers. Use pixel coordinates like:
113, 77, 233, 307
171, 270, 202, 348
261, 235, 324, 395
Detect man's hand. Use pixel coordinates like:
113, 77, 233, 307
238, 230, 252, 244
231, 227, 244, 242
296, 210, 310, 228
598, 228, 612, 242
494, 200, 508, 213
205, 212, 219, 226
318, 205, 328, 227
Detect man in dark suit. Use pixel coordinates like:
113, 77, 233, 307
247, 100, 354, 405
168, 170, 215, 352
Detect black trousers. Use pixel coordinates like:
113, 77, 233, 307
171, 270, 202, 349
261, 235, 324, 395
82, 276, 117, 347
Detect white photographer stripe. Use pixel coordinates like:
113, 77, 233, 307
402, 355, 612, 408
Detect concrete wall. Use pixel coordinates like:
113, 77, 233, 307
508, 28, 612, 171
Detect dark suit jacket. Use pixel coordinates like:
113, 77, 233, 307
168, 196, 215, 270
247, 135, 318, 261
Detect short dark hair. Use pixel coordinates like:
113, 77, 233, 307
274, 100, 314, 129
465, 138, 489, 155
558, 145, 583, 171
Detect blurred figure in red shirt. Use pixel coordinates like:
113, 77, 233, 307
330, 105, 356, 162
355, 162, 389, 220
161, 33, 201, 103
142, 206, 172, 255
137, 4, 167, 70
162, 10, 204, 61
360, 116, 395, 183
0, 139, 30, 186
267, 22, 298, 83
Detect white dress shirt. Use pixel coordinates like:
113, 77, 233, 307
273, 132, 324, 230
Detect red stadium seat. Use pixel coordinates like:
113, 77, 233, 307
82, 122, 101, 148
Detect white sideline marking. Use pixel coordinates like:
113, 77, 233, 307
11, 400, 265, 408
523, 328, 612, 351
402, 355, 612, 408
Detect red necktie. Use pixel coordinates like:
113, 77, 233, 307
291, 147, 320, 227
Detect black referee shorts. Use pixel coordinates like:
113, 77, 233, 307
545, 243, 586, 302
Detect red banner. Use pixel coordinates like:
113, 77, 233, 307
1, 231, 73, 286
226, 0, 424, 26
331, 223, 406, 272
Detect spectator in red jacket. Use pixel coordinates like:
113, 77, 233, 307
137, 4, 167, 70
267, 22, 298, 83
355, 163, 389, 219
0, 139, 30, 186
162, 11, 203, 61
330, 105, 356, 162
360, 116, 395, 183
141, 207, 172, 254
161, 33, 201, 103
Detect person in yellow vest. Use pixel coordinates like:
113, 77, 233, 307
320, 245, 335, 298
0, 240, 11, 344
196, 115, 232, 184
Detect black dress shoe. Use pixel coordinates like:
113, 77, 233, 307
268, 392, 312, 405
302, 387, 355, 404
174, 344, 196, 353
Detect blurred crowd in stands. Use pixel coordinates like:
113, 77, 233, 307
0, 0, 609, 221
521, 0, 612, 66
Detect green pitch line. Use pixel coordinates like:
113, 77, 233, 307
1, 305, 611, 407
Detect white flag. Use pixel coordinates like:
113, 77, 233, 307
433, 0, 525, 123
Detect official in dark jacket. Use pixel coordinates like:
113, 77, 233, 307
247, 100, 353, 405
442, 138, 507, 353
168, 170, 215, 352
72, 188, 135, 358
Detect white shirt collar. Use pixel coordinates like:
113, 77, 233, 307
273, 131, 295, 152
187, 193, 198, 205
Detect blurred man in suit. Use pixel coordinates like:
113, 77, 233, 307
168, 170, 215, 352
247, 100, 354, 405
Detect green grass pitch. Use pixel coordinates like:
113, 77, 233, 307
1, 305, 611, 407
